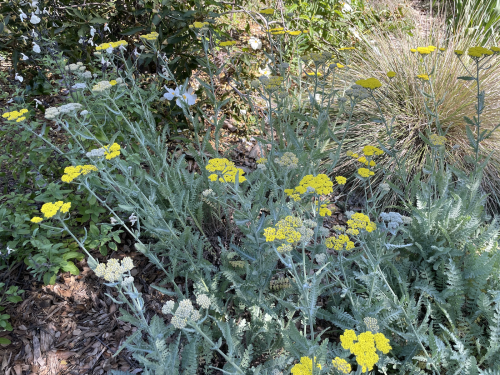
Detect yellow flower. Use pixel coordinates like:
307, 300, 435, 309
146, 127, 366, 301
417, 46, 431, 54
220, 41, 237, 47
16, 117, 26, 122
209, 174, 218, 182
206, 158, 246, 183
340, 329, 357, 350
491, 46, 500, 52
61, 165, 98, 183
427, 45, 437, 51
31, 217, 43, 223
332, 357, 351, 374
305, 72, 322, 77
263, 227, 277, 242
256, 157, 267, 164
259, 8, 274, 15
109, 80, 117, 86
355, 78, 382, 89
429, 133, 446, 146
417, 74, 430, 81
410, 48, 417, 53
287, 30, 302, 36
374, 333, 392, 354
358, 168, 374, 178
468, 46, 493, 58
339, 47, 355, 50
103, 143, 121, 160
319, 204, 332, 217
40, 201, 71, 218
455, 49, 464, 55
387, 71, 396, 78
439, 47, 446, 51
336, 176, 347, 185
362, 145, 383, 156
290, 357, 321, 375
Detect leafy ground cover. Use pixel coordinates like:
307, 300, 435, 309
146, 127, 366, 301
2, 0, 500, 374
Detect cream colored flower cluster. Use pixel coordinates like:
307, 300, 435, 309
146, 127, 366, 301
65, 61, 86, 72
275, 152, 298, 169
45, 103, 83, 119
163, 295, 210, 329
94, 257, 134, 282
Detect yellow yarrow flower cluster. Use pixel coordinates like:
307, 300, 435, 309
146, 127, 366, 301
220, 41, 237, 47
287, 30, 302, 36
332, 357, 351, 374
357, 156, 376, 167
30, 217, 43, 223
339, 47, 355, 51
94, 257, 134, 282
318, 203, 332, 217
101, 143, 121, 160
454, 50, 464, 55
40, 201, 71, 218
335, 176, 347, 185
2, 108, 28, 122
290, 356, 322, 375
295, 174, 334, 195
491, 46, 500, 53
259, 8, 274, 15
355, 78, 382, 89
340, 329, 392, 372
387, 71, 396, 78
61, 165, 98, 183
95, 40, 128, 51
358, 168, 374, 178
429, 133, 446, 146
206, 158, 246, 183
362, 146, 383, 156
417, 74, 430, 81
347, 213, 376, 233
140, 31, 159, 40
325, 234, 354, 250
256, 157, 267, 164
468, 46, 494, 58
263, 216, 302, 244
190, 22, 210, 29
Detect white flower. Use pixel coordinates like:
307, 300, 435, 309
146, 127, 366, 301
106, 46, 113, 54
31, 29, 38, 37
34, 7, 40, 14
81, 71, 92, 79
341, 1, 353, 12
133, 48, 140, 57
249, 37, 262, 50
104, 23, 110, 32
42, 7, 49, 15
175, 87, 197, 107
80, 110, 89, 116
15, 73, 24, 82
33, 42, 40, 53
19, 10, 27, 22
90, 26, 96, 37
30, 13, 41, 24
30, 0, 39, 7
6, 246, 15, 255
258, 65, 271, 77
240, 109, 247, 115
72, 83, 86, 90
86, 148, 105, 157
79, 38, 85, 44
21, 53, 29, 60
21, 35, 28, 43
129, 214, 138, 226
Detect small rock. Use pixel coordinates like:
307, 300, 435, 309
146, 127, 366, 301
72, 329, 82, 336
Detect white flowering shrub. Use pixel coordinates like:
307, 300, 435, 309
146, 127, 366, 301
5, 5, 500, 375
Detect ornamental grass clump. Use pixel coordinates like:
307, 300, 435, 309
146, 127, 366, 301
340, 17, 500, 205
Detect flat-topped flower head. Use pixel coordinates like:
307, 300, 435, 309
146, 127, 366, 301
468, 46, 494, 58
291, 357, 321, 375
340, 329, 391, 372
332, 357, 351, 374
358, 168, 375, 178
387, 71, 396, 78
455, 49, 464, 55
40, 201, 71, 218
31, 217, 43, 223
140, 31, 159, 40
429, 133, 446, 146
355, 78, 382, 89
259, 8, 274, 15
206, 158, 246, 183
2, 108, 29, 121
220, 40, 237, 47
336, 176, 347, 185
102, 143, 121, 160
61, 165, 98, 183
417, 74, 430, 81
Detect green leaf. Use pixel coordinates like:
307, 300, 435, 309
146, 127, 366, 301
121, 26, 146, 35
457, 76, 476, 81
61, 251, 83, 261
150, 284, 178, 296
0, 338, 11, 345
89, 17, 108, 24
6, 296, 22, 303
61, 261, 80, 275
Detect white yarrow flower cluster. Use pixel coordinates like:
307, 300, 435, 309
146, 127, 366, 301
86, 148, 106, 158
65, 62, 87, 72
202, 189, 215, 197
44, 103, 83, 119
196, 294, 211, 309
380, 212, 411, 234
72, 83, 86, 90
162, 300, 175, 314
170, 299, 202, 329
345, 84, 370, 100
92, 80, 113, 92
93, 257, 135, 282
